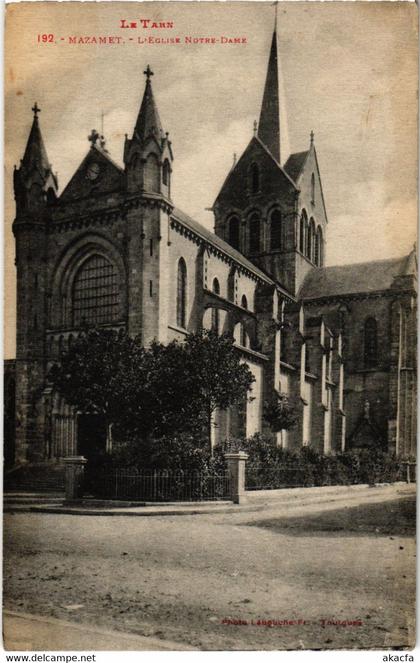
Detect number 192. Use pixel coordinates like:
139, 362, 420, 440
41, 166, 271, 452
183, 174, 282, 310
37, 34, 54, 43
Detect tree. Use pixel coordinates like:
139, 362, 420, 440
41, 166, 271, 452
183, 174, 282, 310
49, 328, 153, 444
181, 330, 255, 452
50, 327, 255, 461
263, 391, 298, 433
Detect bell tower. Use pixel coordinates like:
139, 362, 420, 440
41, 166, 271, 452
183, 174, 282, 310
213, 27, 300, 293
213, 22, 328, 296
123, 67, 175, 345
13, 103, 58, 463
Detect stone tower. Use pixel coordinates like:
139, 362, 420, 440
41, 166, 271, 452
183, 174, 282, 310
13, 103, 58, 463
213, 28, 328, 297
123, 65, 174, 345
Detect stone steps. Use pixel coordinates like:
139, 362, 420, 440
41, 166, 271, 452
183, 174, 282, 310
5, 463, 65, 493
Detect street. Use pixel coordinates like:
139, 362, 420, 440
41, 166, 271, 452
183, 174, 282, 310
4, 489, 415, 650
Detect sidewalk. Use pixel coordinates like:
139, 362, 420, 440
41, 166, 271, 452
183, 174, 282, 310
4, 482, 415, 517
3, 610, 195, 651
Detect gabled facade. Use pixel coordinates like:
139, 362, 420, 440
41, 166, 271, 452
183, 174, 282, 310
8, 28, 416, 469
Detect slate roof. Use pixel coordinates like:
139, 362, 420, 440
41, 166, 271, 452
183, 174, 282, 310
171, 207, 277, 286
283, 150, 309, 183
299, 255, 415, 300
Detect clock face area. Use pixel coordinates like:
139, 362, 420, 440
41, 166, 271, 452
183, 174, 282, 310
86, 162, 100, 181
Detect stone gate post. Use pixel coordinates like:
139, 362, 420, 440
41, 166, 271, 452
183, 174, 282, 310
64, 456, 87, 501
225, 451, 249, 504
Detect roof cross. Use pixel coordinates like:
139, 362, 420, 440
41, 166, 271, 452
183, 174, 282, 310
32, 102, 41, 118
144, 64, 154, 80
88, 129, 100, 146
310, 130, 315, 146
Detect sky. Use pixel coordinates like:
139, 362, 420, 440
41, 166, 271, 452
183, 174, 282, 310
4, 1, 418, 358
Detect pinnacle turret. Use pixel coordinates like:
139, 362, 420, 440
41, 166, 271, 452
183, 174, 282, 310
133, 65, 164, 145
124, 66, 173, 195
20, 103, 52, 178
14, 103, 58, 215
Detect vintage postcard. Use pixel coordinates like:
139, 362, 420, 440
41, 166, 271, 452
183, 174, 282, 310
4, 0, 417, 654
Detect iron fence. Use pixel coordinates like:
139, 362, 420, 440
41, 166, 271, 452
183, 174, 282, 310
84, 466, 231, 502
246, 460, 416, 491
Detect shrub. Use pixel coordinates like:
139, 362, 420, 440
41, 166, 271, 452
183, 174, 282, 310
110, 433, 227, 474
222, 434, 409, 490
263, 392, 298, 432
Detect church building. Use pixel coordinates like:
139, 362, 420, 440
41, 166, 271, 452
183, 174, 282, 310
8, 26, 417, 470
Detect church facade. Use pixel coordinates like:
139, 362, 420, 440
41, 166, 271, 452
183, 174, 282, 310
9, 28, 416, 468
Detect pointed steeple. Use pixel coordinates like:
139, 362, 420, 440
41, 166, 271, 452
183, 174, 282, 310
258, 29, 281, 163
124, 66, 173, 195
14, 103, 58, 215
257, 26, 290, 166
21, 103, 52, 178
133, 65, 164, 144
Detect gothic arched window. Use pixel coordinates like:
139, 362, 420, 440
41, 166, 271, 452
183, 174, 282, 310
364, 318, 378, 368
130, 154, 141, 187
249, 213, 260, 254
270, 209, 282, 251
300, 210, 307, 254
308, 219, 315, 261
162, 159, 171, 189
234, 322, 248, 348
315, 227, 323, 266
311, 173, 316, 204
72, 254, 120, 327
250, 163, 260, 194
241, 294, 248, 310
177, 258, 187, 328
144, 153, 160, 192
228, 216, 240, 250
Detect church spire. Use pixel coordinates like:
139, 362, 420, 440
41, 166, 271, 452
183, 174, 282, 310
21, 102, 52, 178
257, 18, 290, 166
257, 29, 281, 163
133, 65, 164, 144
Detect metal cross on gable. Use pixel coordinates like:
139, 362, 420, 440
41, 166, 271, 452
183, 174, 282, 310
32, 102, 41, 118
88, 129, 100, 146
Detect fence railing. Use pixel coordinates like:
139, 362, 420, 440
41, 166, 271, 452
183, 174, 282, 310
65, 455, 415, 503
83, 467, 231, 502
246, 460, 416, 491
